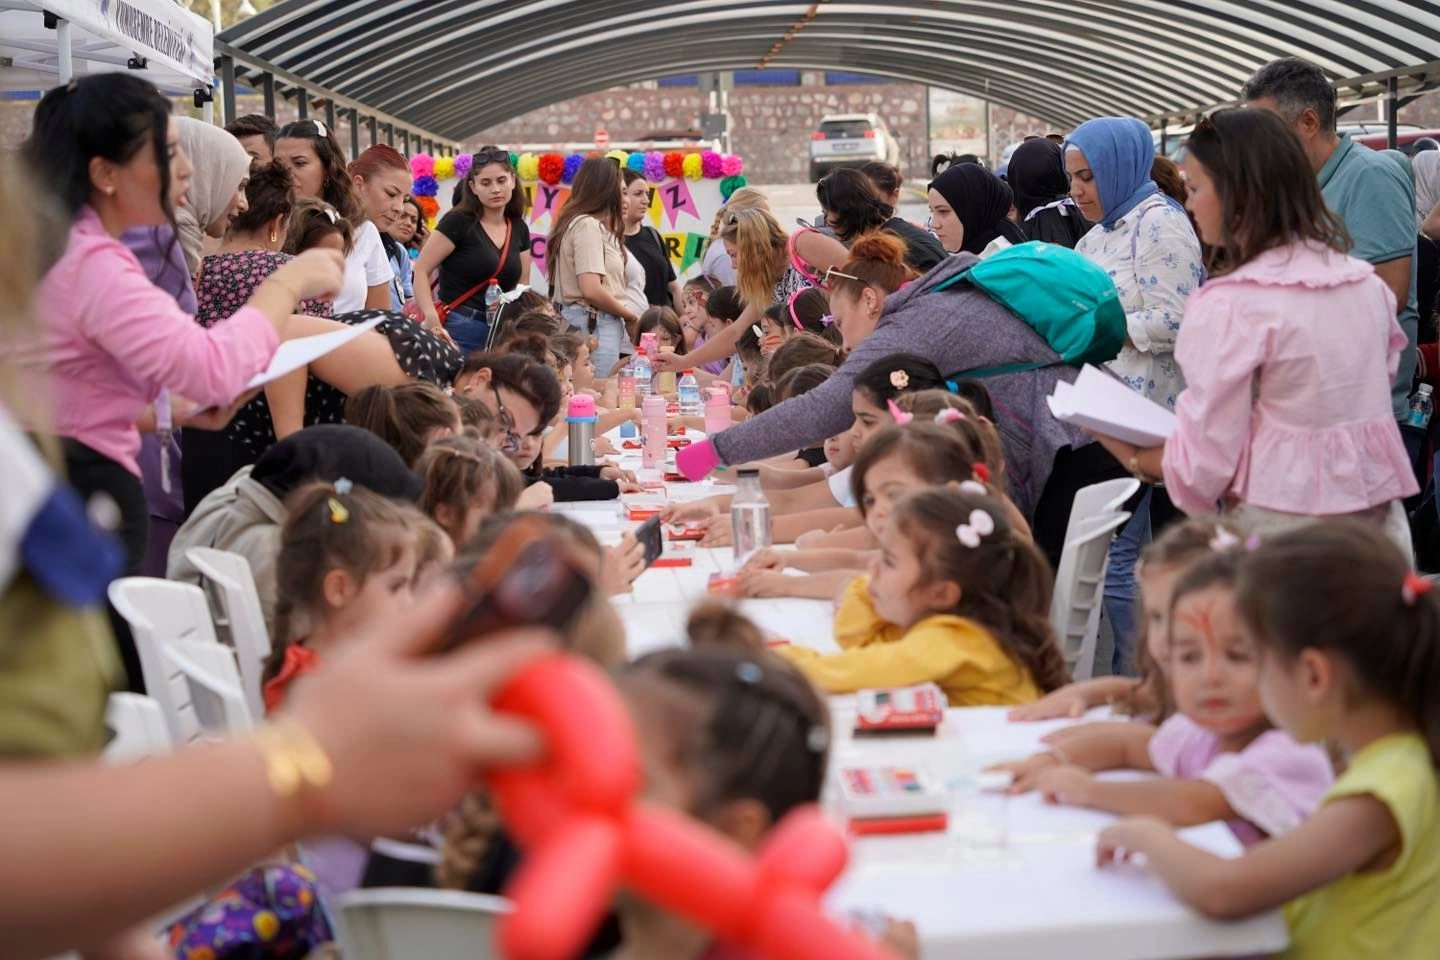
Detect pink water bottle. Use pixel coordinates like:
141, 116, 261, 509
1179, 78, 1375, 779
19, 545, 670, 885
639, 331, 659, 358
704, 385, 731, 437
642, 394, 668, 470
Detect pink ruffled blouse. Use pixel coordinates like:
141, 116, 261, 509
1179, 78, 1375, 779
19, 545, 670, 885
1162, 240, 1418, 516
1149, 713, 1333, 847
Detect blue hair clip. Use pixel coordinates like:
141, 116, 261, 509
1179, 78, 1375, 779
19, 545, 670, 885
333, 477, 353, 496
944, 379, 960, 395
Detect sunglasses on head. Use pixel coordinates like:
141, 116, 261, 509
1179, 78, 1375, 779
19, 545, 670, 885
472, 148, 510, 166
821, 265, 860, 287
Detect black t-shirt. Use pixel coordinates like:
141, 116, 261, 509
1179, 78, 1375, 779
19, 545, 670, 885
797, 446, 828, 468
435, 209, 532, 304
624, 226, 677, 307
883, 216, 947, 273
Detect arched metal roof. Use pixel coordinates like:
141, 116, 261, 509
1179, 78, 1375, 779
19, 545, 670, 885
219, 0, 1440, 142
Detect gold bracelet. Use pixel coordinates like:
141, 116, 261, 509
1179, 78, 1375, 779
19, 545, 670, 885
252, 719, 333, 798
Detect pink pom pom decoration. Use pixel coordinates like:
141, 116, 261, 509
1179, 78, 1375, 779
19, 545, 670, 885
700, 151, 723, 178
721, 155, 744, 177
410, 153, 435, 179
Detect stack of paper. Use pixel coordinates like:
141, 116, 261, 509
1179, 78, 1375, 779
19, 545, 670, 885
1047, 365, 1177, 447
245, 316, 384, 390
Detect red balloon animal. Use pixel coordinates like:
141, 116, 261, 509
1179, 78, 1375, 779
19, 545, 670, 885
483, 653, 895, 960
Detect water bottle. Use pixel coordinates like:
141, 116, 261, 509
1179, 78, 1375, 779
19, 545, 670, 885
656, 345, 678, 396
483, 279, 502, 327
639, 331, 659, 358
704, 385, 730, 436
1409, 383, 1434, 429
730, 468, 772, 568
678, 369, 703, 417
633, 349, 653, 400
642, 394, 668, 470
617, 357, 637, 410
566, 395, 598, 467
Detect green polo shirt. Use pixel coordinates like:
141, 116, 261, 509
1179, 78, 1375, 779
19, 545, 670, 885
1318, 135, 1420, 420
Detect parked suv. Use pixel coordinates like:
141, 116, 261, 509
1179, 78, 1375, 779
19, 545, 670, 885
809, 113, 899, 182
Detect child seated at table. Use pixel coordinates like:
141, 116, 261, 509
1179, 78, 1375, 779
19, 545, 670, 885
416, 434, 524, 549
994, 549, 1333, 846
262, 482, 422, 712
1095, 522, 1440, 956
662, 353, 949, 546
738, 419, 989, 601
1009, 517, 1245, 724
778, 485, 1066, 706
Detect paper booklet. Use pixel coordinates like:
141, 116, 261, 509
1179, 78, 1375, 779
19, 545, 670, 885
1047, 364, 1177, 447
244, 316, 384, 390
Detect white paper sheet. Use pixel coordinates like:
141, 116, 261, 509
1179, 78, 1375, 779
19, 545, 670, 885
245, 316, 384, 390
1048, 365, 1178, 447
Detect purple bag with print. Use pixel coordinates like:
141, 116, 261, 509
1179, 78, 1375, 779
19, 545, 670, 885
168, 863, 332, 959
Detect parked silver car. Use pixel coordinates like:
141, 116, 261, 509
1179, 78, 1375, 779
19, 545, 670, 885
808, 113, 900, 182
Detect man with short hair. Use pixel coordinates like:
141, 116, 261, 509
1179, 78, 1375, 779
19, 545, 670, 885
224, 113, 279, 165
1243, 57, 1419, 424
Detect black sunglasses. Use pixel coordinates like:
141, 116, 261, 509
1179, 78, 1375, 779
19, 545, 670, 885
471, 148, 510, 166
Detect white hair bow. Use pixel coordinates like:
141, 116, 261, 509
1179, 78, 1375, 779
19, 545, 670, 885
955, 508, 995, 548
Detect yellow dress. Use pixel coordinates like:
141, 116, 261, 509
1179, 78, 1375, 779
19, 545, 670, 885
778, 576, 1041, 706
1281, 732, 1440, 960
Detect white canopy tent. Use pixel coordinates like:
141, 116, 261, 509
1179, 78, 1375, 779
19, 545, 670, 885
0, 0, 213, 98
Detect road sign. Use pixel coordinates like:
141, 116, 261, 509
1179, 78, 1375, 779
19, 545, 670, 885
595, 129, 610, 149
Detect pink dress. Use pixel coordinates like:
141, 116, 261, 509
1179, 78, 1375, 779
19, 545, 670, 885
1148, 713, 1334, 846
1162, 240, 1417, 517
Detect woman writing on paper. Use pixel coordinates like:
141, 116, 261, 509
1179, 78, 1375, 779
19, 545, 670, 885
1087, 110, 1415, 551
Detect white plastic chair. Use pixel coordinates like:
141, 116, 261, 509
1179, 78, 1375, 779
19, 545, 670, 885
163, 639, 255, 739
1061, 477, 1141, 549
102, 693, 173, 763
185, 547, 272, 718
332, 888, 511, 960
108, 578, 225, 744
1050, 511, 1131, 682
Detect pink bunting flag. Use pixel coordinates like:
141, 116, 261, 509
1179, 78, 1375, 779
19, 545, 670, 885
535, 184, 570, 220
531, 232, 549, 277
659, 178, 699, 228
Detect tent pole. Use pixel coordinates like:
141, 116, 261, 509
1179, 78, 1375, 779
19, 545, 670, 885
56, 18, 73, 83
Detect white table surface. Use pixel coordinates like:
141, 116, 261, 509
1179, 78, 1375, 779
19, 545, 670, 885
549, 439, 1289, 959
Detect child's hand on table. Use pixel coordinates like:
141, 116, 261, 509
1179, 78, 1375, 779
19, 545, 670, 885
741, 547, 786, 573
516, 482, 554, 511
700, 514, 733, 547
1096, 816, 1173, 867
1009, 687, 1091, 721
599, 463, 637, 483
985, 751, 1065, 794
592, 435, 618, 457
1033, 764, 1097, 807
737, 568, 790, 598
662, 497, 723, 523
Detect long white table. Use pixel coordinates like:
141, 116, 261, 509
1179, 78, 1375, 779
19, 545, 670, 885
550, 446, 1288, 959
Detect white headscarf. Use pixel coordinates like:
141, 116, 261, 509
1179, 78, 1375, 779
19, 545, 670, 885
173, 116, 252, 274
1415, 151, 1440, 232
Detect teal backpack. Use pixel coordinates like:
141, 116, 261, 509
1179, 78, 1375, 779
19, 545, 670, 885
931, 241, 1126, 379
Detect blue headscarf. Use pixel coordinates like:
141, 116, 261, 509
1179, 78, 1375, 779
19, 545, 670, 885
1065, 117, 1179, 229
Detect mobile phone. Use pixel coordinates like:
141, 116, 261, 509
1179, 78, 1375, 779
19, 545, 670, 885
636, 514, 664, 568
443, 516, 592, 651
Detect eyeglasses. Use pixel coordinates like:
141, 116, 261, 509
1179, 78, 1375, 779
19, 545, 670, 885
491, 385, 522, 453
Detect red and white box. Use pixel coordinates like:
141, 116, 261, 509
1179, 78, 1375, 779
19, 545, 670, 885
853, 683, 946, 736
837, 765, 948, 835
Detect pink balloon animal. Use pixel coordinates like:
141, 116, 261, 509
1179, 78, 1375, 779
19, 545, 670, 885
483, 653, 895, 960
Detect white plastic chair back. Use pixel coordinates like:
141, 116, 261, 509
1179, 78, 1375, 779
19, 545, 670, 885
185, 547, 272, 718
102, 693, 172, 763
1051, 511, 1131, 682
108, 578, 224, 744
332, 888, 510, 960
163, 639, 254, 740
1061, 477, 1140, 549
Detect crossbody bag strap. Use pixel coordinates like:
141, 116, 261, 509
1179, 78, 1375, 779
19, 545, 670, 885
443, 217, 514, 312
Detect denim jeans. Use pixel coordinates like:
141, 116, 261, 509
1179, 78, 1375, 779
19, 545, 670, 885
1103, 488, 1152, 677
560, 303, 630, 375
443, 305, 489, 356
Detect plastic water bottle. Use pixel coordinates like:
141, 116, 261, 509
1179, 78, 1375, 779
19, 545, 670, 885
642, 394, 667, 470
1409, 383, 1434, 429
678, 370, 703, 417
704, 385, 730, 436
730, 468, 772, 567
483, 279, 502, 327
566, 395, 598, 467
633, 349, 653, 400
617, 358, 637, 410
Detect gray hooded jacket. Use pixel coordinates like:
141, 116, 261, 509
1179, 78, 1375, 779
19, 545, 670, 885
711, 252, 1092, 517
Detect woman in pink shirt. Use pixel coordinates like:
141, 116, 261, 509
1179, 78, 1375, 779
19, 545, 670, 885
1090, 108, 1416, 551
18, 76, 343, 581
